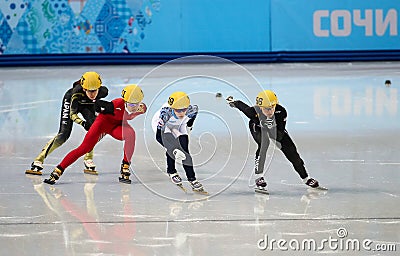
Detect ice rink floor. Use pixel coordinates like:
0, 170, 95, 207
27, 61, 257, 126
0, 59, 399, 255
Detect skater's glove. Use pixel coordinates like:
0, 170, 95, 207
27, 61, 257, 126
186, 117, 195, 128
187, 118, 194, 134
226, 96, 236, 108
95, 100, 114, 115
136, 103, 147, 114
81, 121, 91, 131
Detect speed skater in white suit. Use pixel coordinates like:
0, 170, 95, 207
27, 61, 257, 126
155, 91, 207, 194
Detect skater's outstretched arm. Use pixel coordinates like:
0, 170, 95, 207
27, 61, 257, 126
156, 107, 172, 129
227, 99, 259, 123
256, 127, 270, 175
186, 105, 198, 128
155, 107, 171, 145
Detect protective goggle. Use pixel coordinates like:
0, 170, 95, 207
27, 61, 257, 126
174, 108, 188, 113
262, 105, 276, 111
127, 102, 140, 107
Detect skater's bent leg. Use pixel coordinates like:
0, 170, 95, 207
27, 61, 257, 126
109, 125, 136, 164
108, 125, 136, 184
178, 135, 196, 181
166, 152, 177, 174
162, 133, 180, 160
123, 127, 136, 163
178, 135, 190, 153
182, 164, 196, 182
279, 134, 308, 179
159, 133, 182, 175
250, 122, 270, 175
58, 129, 101, 170
249, 121, 262, 157
37, 92, 74, 163
35, 121, 73, 163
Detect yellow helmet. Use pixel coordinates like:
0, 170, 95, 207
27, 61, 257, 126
121, 84, 144, 103
80, 71, 102, 90
255, 90, 278, 107
168, 91, 190, 109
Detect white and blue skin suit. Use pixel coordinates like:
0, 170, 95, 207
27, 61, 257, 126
156, 105, 198, 181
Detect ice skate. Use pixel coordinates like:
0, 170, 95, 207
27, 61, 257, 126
226, 96, 236, 107
119, 161, 131, 184
169, 173, 186, 192
304, 177, 327, 191
25, 161, 43, 176
43, 167, 63, 185
255, 177, 269, 195
190, 179, 208, 195
83, 159, 98, 175
254, 157, 268, 194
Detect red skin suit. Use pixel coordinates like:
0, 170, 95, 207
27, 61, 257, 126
58, 98, 146, 170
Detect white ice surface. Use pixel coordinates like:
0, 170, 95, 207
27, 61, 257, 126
0, 61, 399, 255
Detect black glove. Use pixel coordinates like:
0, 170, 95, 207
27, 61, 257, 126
95, 100, 114, 115
81, 121, 91, 131
187, 118, 195, 128
226, 96, 236, 108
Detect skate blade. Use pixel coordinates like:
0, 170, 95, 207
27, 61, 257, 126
255, 188, 269, 195
25, 170, 42, 176
313, 186, 328, 191
176, 184, 187, 193
119, 177, 131, 184
193, 189, 209, 195
83, 169, 98, 175
43, 178, 56, 185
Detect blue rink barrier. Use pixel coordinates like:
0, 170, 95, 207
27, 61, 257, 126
2, 50, 400, 67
